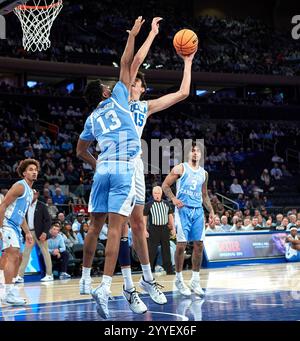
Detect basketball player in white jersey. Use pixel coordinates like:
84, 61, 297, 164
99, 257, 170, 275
162, 143, 215, 297
0, 159, 37, 305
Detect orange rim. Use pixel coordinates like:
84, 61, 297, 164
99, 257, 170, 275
15, 1, 62, 10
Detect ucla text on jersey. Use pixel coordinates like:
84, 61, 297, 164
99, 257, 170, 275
129, 100, 148, 139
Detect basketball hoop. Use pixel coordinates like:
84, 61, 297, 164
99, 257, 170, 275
14, 0, 63, 52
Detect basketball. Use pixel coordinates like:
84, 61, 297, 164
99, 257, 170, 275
173, 29, 198, 56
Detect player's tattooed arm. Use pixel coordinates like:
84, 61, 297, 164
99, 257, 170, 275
76, 139, 97, 171
162, 164, 184, 208
202, 171, 215, 223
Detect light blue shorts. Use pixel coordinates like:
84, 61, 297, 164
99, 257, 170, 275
175, 206, 205, 242
88, 161, 136, 217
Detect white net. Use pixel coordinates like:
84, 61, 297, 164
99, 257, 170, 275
14, 0, 63, 52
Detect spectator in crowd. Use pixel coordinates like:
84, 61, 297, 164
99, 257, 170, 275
72, 212, 86, 232
46, 197, 59, 219
16, 190, 53, 283
220, 215, 232, 232
206, 217, 225, 233
230, 178, 244, 194
52, 187, 65, 205
230, 219, 245, 232
275, 217, 289, 231
61, 221, 78, 249
281, 164, 292, 177
47, 224, 71, 280
275, 214, 284, 227
270, 163, 283, 180
77, 222, 89, 245
287, 215, 297, 230
57, 212, 66, 226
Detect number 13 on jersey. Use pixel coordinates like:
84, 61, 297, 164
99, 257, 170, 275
97, 110, 121, 134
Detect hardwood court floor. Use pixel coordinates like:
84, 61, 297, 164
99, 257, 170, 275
1, 263, 300, 321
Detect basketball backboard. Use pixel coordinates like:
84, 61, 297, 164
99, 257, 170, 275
0, 0, 27, 15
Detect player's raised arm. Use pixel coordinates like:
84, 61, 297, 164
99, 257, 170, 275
130, 17, 163, 82
148, 51, 196, 116
162, 164, 184, 208
120, 16, 145, 89
0, 184, 24, 227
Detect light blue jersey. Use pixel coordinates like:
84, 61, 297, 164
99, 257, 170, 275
80, 81, 140, 161
129, 100, 148, 139
176, 163, 206, 208
175, 163, 206, 242
3, 179, 33, 239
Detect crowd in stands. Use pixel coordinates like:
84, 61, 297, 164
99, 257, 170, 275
1, 0, 300, 76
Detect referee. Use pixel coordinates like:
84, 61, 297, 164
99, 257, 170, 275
144, 186, 175, 274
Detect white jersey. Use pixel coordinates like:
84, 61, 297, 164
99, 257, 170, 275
129, 100, 148, 139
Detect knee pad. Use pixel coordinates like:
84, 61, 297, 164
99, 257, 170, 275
118, 237, 131, 267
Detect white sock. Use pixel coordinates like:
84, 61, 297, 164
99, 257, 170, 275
121, 267, 134, 291
82, 267, 91, 279
141, 264, 153, 282
101, 275, 112, 289
191, 271, 200, 282
5, 284, 14, 295
176, 272, 183, 281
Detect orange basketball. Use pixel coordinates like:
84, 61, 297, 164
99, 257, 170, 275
173, 29, 198, 56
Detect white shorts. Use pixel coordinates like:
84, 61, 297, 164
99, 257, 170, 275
0, 226, 21, 250
134, 157, 145, 205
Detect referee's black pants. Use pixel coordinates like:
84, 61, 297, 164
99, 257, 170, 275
147, 224, 173, 273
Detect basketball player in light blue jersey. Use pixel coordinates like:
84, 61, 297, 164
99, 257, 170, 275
117, 18, 197, 303
162, 143, 215, 297
285, 227, 300, 262
76, 17, 147, 319
0, 159, 37, 305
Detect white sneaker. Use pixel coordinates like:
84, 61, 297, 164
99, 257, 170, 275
2, 287, 26, 306
40, 275, 54, 282
91, 283, 111, 319
122, 286, 147, 314
175, 279, 191, 297
14, 275, 24, 284
189, 279, 205, 296
139, 276, 167, 305
59, 272, 71, 280
79, 277, 92, 295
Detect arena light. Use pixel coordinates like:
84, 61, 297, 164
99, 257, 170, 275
27, 80, 37, 88
196, 89, 208, 96
112, 62, 119, 68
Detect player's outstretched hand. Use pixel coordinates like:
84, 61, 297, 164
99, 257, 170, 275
127, 16, 145, 37
151, 17, 163, 35
179, 50, 197, 62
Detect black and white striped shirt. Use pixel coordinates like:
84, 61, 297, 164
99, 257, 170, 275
144, 200, 173, 226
